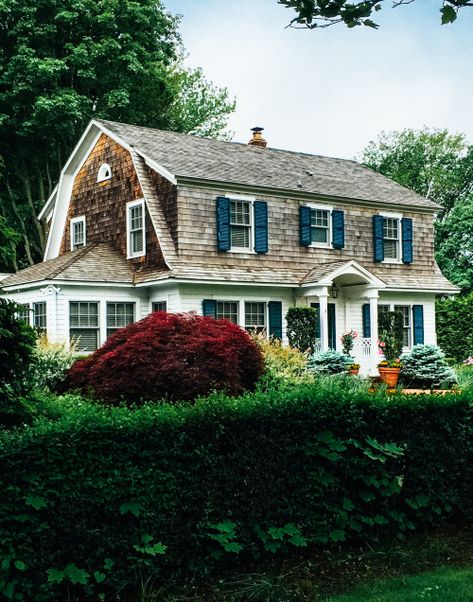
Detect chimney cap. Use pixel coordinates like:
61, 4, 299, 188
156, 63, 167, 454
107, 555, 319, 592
248, 126, 267, 148
251, 126, 264, 133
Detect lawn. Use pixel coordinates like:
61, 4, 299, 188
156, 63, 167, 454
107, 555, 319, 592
327, 566, 473, 602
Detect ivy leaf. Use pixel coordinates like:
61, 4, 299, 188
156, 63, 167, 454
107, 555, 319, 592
14, 560, 27, 571
441, 5, 457, 24
94, 571, 106, 583
47, 568, 65, 584
119, 502, 144, 517
25, 495, 48, 510
223, 542, 242, 553
64, 563, 89, 585
289, 533, 307, 547
329, 529, 346, 542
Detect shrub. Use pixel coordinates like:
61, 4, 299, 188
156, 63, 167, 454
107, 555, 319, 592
436, 294, 473, 362
378, 311, 404, 363
252, 333, 309, 387
29, 335, 76, 392
307, 349, 352, 375
285, 306, 318, 353
400, 345, 457, 389
0, 299, 37, 427
60, 312, 264, 404
2, 385, 473, 600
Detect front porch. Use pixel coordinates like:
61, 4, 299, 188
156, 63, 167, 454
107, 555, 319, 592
299, 261, 386, 375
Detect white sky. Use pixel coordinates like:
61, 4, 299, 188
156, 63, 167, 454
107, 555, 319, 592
165, 0, 473, 159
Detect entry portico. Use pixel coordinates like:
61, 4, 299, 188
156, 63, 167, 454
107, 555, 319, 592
300, 260, 387, 374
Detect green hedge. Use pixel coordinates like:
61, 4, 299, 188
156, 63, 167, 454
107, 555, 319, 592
1, 385, 473, 600
436, 294, 473, 362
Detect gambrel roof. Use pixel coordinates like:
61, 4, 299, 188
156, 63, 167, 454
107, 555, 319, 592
96, 119, 440, 211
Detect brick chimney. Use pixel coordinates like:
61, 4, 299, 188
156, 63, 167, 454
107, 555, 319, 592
248, 127, 267, 148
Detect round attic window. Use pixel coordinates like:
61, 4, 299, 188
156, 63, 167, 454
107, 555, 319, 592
97, 163, 112, 182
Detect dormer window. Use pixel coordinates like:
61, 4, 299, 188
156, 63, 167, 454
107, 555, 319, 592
97, 163, 112, 182
126, 199, 146, 258
70, 216, 86, 251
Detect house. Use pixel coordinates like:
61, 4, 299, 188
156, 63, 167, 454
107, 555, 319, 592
0, 120, 458, 373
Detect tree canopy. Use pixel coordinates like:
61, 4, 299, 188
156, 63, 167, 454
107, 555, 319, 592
360, 128, 473, 292
0, 0, 235, 272
279, 0, 472, 29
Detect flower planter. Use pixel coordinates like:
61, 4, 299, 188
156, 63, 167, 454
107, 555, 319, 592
378, 366, 400, 388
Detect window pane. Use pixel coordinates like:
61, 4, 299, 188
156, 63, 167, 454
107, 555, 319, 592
17, 304, 30, 324
33, 302, 47, 329
106, 303, 134, 337
311, 227, 328, 243
394, 305, 410, 348
217, 301, 239, 323
70, 329, 98, 352
132, 229, 144, 254
152, 301, 167, 312
230, 201, 250, 225
230, 225, 250, 248
245, 302, 266, 332
384, 239, 398, 259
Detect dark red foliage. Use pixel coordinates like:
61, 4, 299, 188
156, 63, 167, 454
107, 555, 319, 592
60, 312, 264, 404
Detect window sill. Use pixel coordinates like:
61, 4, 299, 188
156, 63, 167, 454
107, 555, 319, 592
228, 248, 256, 255
382, 259, 402, 265
309, 243, 333, 249
127, 252, 146, 260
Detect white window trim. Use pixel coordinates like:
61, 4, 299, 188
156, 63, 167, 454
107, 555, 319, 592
68, 300, 100, 353
70, 216, 86, 251
379, 211, 403, 264
126, 198, 146, 259
308, 203, 333, 249
97, 163, 112, 183
228, 197, 256, 254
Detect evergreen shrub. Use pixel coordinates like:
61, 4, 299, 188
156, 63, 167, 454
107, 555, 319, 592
1, 386, 473, 600
60, 312, 263, 404
285, 306, 318, 352
378, 311, 404, 362
436, 294, 473, 362
400, 345, 457, 389
308, 349, 352, 374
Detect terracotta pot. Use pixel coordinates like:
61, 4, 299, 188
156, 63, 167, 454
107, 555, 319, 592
378, 366, 400, 388
349, 368, 359, 376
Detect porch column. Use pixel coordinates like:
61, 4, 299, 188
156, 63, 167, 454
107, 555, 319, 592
319, 290, 329, 352
368, 290, 379, 374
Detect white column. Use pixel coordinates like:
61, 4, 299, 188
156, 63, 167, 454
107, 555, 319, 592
319, 291, 329, 352
368, 291, 379, 375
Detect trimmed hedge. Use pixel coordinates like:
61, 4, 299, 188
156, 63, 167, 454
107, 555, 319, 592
436, 294, 473, 362
1, 385, 473, 600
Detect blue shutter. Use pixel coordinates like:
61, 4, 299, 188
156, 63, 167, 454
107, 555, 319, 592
268, 301, 282, 339
373, 215, 384, 262
412, 305, 424, 345
202, 299, 217, 318
300, 206, 311, 247
362, 303, 371, 338
402, 218, 413, 264
332, 210, 345, 249
254, 201, 268, 254
216, 197, 230, 251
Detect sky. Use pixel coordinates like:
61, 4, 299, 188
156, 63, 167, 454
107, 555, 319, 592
164, 0, 473, 160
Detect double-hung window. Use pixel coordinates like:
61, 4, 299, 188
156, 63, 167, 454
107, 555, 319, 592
394, 305, 411, 348
127, 199, 145, 258
106, 302, 134, 338
244, 302, 266, 333
69, 302, 99, 352
16, 303, 30, 325
230, 200, 251, 250
310, 208, 330, 245
33, 302, 47, 330
216, 301, 239, 324
70, 216, 86, 251
152, 301, 167, 313
383, 217, 400, 261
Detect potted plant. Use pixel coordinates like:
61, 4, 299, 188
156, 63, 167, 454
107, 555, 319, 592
349, 362, 360, 376
341, 329, 359, 375
377, 311, 404, 388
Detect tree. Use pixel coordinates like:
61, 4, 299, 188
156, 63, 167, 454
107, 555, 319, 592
359, 128, 473, 292
278, 0, 472, 30
0, 0, 235, 272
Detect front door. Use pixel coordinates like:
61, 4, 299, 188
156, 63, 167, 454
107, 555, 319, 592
311, 303, 337, 350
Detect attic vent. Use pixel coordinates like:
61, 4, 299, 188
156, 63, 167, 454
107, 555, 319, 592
97, 163, 112, 183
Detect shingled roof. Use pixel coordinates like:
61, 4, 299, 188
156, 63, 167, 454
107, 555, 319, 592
96, 119, 440, 211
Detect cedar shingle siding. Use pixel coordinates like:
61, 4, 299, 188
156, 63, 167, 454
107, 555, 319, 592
60, 134, 166, 271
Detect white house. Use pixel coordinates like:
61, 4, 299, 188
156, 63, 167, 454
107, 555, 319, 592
0, 120, 458, 373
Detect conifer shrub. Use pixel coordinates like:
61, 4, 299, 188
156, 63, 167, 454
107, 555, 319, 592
400, 344, 457, 389
308, 349, 352, 375
60, 312, 264, 404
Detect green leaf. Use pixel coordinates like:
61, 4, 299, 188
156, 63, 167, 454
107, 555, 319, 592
289, 533, 307, 547
441, 5, 457, 24
329, 529, 346, 542
342, 497, 355, 511
64, 563, 88, 585
212, 521, 237, 534
103, 558, 115, 571
13, 560, 26, 571
223, 542, 242, 554
25, 495, 48, 510
94, 571, 106, 583
119, 502, 144, 517
47, 568, 65, 584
